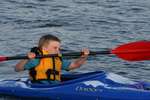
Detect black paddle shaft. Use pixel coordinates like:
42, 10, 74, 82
62, 50, 110, 57
5, 50, 111, 61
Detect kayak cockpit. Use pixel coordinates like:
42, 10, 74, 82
26, 71, 106, 88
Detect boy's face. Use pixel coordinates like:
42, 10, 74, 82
44, 41, 61, 54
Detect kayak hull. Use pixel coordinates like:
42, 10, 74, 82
0, 71, 150, 100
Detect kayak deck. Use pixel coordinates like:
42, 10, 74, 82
0, 71, 150, 100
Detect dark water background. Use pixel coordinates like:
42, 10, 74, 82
0, 0, 150, 99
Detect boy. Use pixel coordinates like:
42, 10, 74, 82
15, 34, 89, 84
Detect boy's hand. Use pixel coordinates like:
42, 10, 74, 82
27, 52, 36, 59
81, 48, 89, 57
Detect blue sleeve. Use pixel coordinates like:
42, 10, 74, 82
24, 59, 40, 70
62, 59, 71, 71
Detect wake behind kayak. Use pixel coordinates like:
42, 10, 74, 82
0, 71, 149, 100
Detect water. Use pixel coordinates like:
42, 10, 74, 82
0, 0, 150, 99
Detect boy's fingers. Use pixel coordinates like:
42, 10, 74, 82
27, 52, 36, 59
82, 48, 89, 56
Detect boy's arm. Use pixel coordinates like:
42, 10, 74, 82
68, 56, 88, 70
15, 60, 29, 72
68, 48, 89, 70
15, 52, 36, 72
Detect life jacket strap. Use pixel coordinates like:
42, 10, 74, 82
52, 57, 56, 80
46, 69, 60, 80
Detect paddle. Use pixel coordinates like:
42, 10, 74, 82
0, 40, 149, 62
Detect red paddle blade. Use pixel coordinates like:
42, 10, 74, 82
111, 40, 150, 61
0, 56, 7, 62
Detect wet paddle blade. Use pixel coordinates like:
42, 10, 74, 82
111, 40, 150, 61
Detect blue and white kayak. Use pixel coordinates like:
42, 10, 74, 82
0, 71, 150, 100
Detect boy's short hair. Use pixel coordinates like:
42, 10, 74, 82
38, 34, 61, 48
